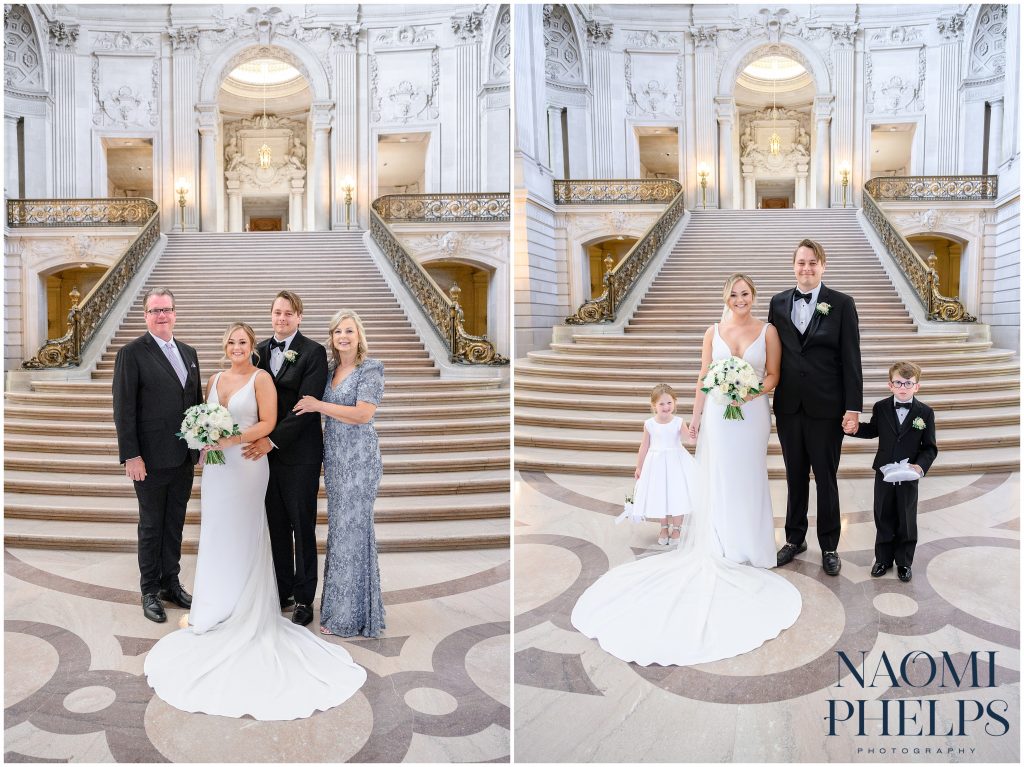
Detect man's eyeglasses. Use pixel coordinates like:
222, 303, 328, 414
889, 380, 917, 389
146, 308, 176, 316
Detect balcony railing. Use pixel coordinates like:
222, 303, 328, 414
372, 192, 510, 223
864, 175, 997, 202
12, 198, 162, 368
862, 181, 976, 322
368, 194, 508, 365
553, 178, 680, 205
562, 179, 685, 324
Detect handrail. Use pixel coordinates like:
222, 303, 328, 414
17, 198, 162, 368
7, 197, 159, 227
864, 175, 997, 202
553, 178, 680, 205
372, 192, 510, 223
563, 179, 685, 324
861, 182, 976, 322
368, 204, 508, 365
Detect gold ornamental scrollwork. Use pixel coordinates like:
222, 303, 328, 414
369, 209, 508, 365
862, 184, 976, 323
864, 175, 997, 202
372, 193, 510, 223
19, 199, 162, 368
564, 180, 685, 324
553, 179, 680, 205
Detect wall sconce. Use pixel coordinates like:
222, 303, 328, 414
839, 165, 850, 208
174, 177, 190, 232
341, 176, 355, 231
697, 164, 710, 210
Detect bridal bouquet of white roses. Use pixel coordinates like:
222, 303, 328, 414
701, 356, 762, 421
176, 403, 241, 465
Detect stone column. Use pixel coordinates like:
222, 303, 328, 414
329, 24, 359, 228
715, 97, 735, 209
935, 13, 965, 174
814, 96, 833, 208
742, 166, 755, 209
690, 27, 718, 207
829, 25, 856, 207
195, 104, 220, 232
795, 162, 809, 209
988, 97, 1004, 170
226, 179, 242, 232
289, 179, 304, 231
48, 21, 79, 196
586, 21, 615, 177
1002, 5, 1020, 165
170, 27, 200, 231
451, 10, 485, 191
547, 107, 565, 177
310, 102, 334, 231
5, 116, 20, 197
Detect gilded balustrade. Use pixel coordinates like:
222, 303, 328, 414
563, 179, 685, 324
861, 182, 975, 322
13, 198, 162, 368
368, 196, 508, 365
372, 192, 510, 223
864, 175, 997, 201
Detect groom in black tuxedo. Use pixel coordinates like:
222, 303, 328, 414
112, 287, 202, 622
767, 239, 863, 576
242, 290, 328, 626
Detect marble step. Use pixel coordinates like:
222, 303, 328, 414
547, 341, 1002, 360
2, 516, 510, 554
566, 331, 974, 346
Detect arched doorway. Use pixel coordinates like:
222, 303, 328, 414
43, 263, 107, 337
908, 234, 965, 299
423, 260, 492, 338
586, 236, 638, 298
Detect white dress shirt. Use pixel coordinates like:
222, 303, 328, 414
894, 396, 914, 425
269, 331, 297, 376
790, 282, 822, 334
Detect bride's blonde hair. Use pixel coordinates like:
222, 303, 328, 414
722, 273, 757, 304
221, 322, 258, 365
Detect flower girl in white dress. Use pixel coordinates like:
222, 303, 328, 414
631, 384, 699, 545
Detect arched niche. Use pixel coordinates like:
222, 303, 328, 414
420, 250, 507, 355
583, 235, 639, 298
199, 40, 330, 103
542, 4, 592, 178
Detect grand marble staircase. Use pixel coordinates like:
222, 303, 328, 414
516, 208, 1019, 478
5, 231, 510, 553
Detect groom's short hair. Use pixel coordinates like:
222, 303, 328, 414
793, 238, 827, 264
273, 290, 304, 315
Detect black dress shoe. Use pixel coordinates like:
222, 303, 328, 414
142, 593, 167, 623
280, 596, 296, 611
292, 603, 313, 626
777, 541, 808, 566
897, 565, 912, 582
870, 562, 890, 578
158, 583, 192, 609
822, 550, 842, 576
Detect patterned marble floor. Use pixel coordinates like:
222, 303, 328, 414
5, 546, 509, 762
514, 470, 1020, 763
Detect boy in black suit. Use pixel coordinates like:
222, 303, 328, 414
849, 361, 938, 582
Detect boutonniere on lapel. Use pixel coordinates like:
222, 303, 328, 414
912, 417, 926, 430
283, 350, 299, 363
815, 302, 831, 316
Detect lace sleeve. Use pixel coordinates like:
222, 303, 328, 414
356, 359, 385, 406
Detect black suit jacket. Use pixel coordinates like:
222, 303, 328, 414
256, 331, 328, 466
767, 284, 863, 418
849, 396, 938, 474
112, 333, 203, 469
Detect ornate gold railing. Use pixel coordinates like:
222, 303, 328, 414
16, 198, 162, 368
862, 183, 976, 322
865, 175, 997, 201
7, 197, 159, 227
553, 178, 680, 205
564, 179, 685, 324
372, 193, 510, 223
368, 204, 508, 365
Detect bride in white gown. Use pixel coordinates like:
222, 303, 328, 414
572, 274, 802, 666
144, 322, 366, 720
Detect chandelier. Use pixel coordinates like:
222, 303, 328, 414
258, 62, 271, 169
768, 59, 781, 156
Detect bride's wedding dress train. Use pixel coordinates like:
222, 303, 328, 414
144, 371, 366, 720
572, 324, 801, 666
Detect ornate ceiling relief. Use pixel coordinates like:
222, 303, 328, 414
91, 27, 160, 130
489, 6, 510, 80
93, 31, 155, 51
968, 4, 1007, 78
543, 4, 583, 84
375, 25, 435, 47
936, 13, 966, 42
4, 5, 45, 92
891, 208, 982, 235
370, 47, 440, 125
47, 20, 79, 50
168, 25, 199, 52
404, 231, 507, 261
451, 10, 485, 42
585, 20, 613, 47
624, 30, 681, 49
869, 26, 923, 46
624, 51, 681, 117
865, 41, 926, 115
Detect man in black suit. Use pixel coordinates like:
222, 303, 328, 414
242, 290, 327, 627
112, 287, 202, 622
768, 239, 863, 576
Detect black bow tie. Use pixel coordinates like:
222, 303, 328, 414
894, 402, 911, 411
794, 290, 813, 303
269, 340, 286, 352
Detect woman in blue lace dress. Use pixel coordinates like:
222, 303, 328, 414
294, 309, 385, 637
